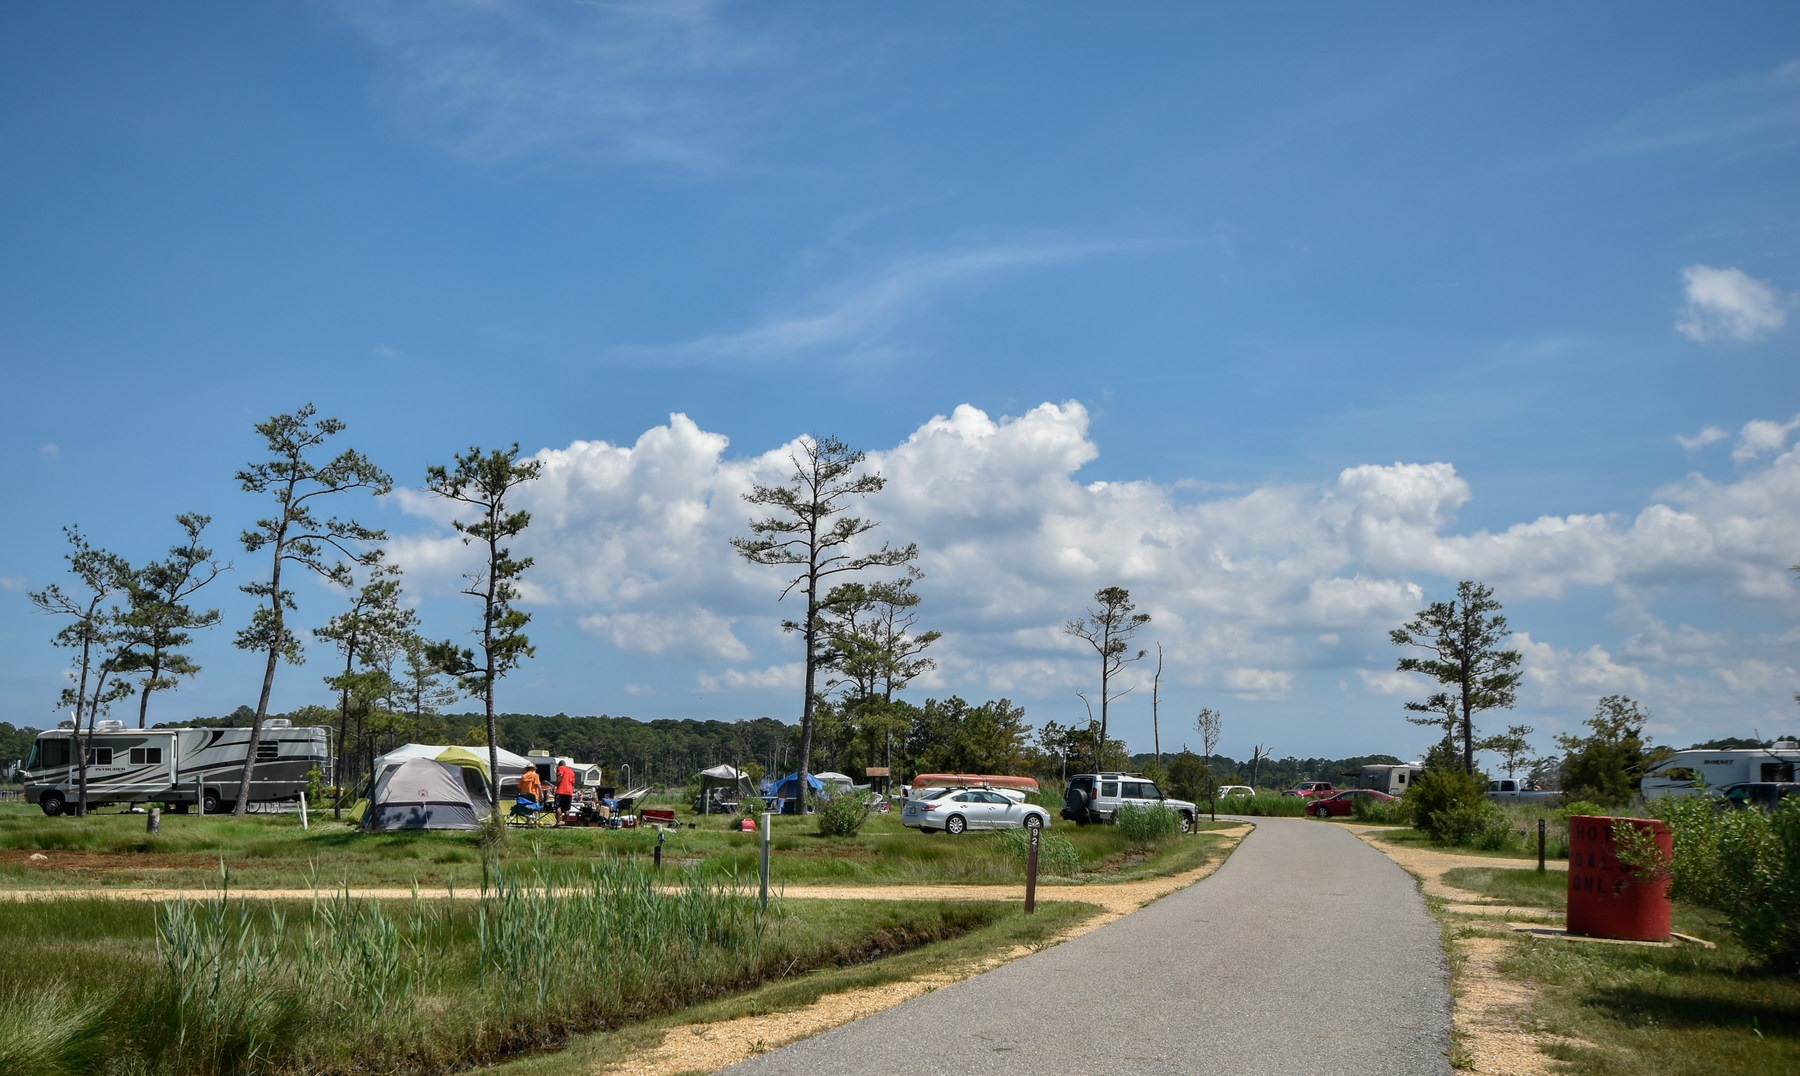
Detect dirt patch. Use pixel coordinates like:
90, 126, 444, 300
0, 848, 222, 879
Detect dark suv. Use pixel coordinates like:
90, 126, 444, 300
1062, 772, 1197, 832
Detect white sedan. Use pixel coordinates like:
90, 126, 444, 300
903, 787, 1051, 835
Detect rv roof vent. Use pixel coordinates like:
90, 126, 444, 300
1775, 740, 1799, 751
265, 718, 291, 729
96, 719, 125, 732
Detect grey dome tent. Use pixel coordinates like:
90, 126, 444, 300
364, 756, 489, 832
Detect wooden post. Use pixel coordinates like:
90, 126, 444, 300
1537, 819, 1547, 873
1025, 825, 1040, 914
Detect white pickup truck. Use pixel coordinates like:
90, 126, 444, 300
1485, 778, 1558, 804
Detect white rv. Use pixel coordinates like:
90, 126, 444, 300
1640, 743, 1800, 800
20, 719, 331, 816
1360, 763, 1424, 795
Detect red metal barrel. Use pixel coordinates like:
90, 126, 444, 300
1566, 815, 1673, 942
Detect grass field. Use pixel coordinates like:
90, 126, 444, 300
0, 799, 1231, 891
0, 798, 1225, 1074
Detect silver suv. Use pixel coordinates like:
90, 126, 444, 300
1062, 773, 1197, 832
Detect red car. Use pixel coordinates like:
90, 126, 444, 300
1281, 781, 1336, 799
1308, 788, 1396, 818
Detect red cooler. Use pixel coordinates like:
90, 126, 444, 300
1566, 815, 1673, 942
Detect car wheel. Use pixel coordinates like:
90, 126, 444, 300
1023, 813, 1044, 835
945, 814, 967, 835
1312, 805, 1329, 818
40, 791, 66, 817
1178, 811, 1194, 834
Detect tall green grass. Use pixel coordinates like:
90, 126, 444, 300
1114, 804, 1182, 847
0, 852, 1028, 1075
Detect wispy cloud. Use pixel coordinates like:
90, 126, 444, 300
337, 0, 786, 169
1676, 425, 1728, 451
1676, 264, 1788, 343
1591, 59, 1800, 158
626, 238, 1153, 365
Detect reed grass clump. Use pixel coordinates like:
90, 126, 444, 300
995, 827, 1081, 876
1114, 804, 1182, 847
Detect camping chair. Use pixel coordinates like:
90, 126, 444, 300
508, 794, 552, 827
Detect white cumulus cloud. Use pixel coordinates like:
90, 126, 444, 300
381, 401, 1800, 751
1676, 265, 1787, 343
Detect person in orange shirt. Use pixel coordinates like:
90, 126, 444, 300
554, 760, 576, 822
518, 766, 543, 806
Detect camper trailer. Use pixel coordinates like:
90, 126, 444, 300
1360, 763, 1424, 796
20, 719, 331, 816
1641, 743, 1800, 800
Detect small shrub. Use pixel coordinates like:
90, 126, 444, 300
814, 792, 868, 837
304, 767, 327, 809
1114, 804, 1181, 847
1650, 793, 1800, 971
1404, 766, 1493, 846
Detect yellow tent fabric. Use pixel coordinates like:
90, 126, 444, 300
433, 746, 493, 783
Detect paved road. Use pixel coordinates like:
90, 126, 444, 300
721, 817, 1451, 1076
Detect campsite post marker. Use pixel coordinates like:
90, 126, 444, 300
147, 806, 160, 834
299, 791, 309, 831
655, 831, 665, 871
1025, 825, 1040, 914
1538, 820, 1547, 873
759, 811, 772, 907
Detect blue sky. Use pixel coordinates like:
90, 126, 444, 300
2, 2, 1796, 766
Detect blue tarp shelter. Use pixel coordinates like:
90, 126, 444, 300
768, 771, 825, 813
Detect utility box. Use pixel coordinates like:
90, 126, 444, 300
1566, 815, 1673, 942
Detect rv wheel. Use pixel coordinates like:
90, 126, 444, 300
40, 791, 66, 817
202, 790, 222, 815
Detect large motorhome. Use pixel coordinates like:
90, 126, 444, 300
20, 719, 331, 816
1640, 743, 1800, 800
